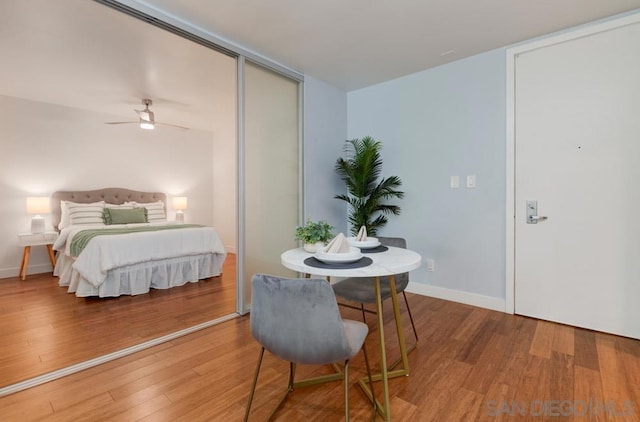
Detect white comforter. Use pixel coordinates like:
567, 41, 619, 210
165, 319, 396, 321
54, 223, 226, 291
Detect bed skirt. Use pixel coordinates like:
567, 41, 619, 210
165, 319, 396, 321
55, 253, 225, 297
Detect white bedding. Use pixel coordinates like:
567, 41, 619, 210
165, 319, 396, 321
53, 223, 227, 297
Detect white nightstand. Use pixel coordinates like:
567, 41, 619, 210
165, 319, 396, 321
18, 231, 58, 280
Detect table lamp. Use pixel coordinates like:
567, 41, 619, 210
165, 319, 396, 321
26, 196, 50, 233
173, 196, 187, 223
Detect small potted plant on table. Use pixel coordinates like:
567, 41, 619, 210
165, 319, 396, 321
295, 220, 334, 252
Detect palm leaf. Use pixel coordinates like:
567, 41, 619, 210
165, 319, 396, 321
334, 137, 404, 236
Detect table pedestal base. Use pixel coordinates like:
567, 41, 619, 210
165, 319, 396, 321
354, 275, 410, 421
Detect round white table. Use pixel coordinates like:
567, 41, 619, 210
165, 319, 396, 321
281, 246, 422, 278
281, 246, 422, 421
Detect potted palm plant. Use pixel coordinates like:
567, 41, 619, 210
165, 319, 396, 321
334, 136, 404, 236
295, 219, 334, 252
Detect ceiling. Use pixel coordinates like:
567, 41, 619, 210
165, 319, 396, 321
0, 0, 236, 131
0, 0, 638, 127
138, 0, 640, 90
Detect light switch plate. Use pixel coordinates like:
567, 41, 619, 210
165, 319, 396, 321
466, 174, 476, 188
450, 176, 459, 188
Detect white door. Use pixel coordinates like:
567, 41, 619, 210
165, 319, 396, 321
514, 20, 640, 339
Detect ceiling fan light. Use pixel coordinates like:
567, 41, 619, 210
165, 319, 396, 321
139, 119, 155, 130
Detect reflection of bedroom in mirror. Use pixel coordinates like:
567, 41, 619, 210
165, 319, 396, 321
0, 0, 238, 389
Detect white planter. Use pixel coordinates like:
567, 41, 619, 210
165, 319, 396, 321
303, 241, 325, 253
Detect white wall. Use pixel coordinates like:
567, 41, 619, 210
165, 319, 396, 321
0, 95, 222, 278
303, 76, 348, 234
348, 49, 507, 307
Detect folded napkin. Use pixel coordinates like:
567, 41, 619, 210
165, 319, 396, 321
323, 233, 351, 254
355, 225, 367, 241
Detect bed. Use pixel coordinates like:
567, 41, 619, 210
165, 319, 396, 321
51, 187, 227, 297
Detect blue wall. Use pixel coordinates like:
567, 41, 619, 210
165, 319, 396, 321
348, 48, 507, 300
303, 76, 349, 235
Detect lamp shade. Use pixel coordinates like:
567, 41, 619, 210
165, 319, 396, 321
173, 197, 188, 211
173, 197, 187, 223
26, 197, 49, 233
26, 197, 50, 214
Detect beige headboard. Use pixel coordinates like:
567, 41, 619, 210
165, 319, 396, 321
51, 187, 166, 231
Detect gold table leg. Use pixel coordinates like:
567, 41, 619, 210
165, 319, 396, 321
357, 275, 411, 420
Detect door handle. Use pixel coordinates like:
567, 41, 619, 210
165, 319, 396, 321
528, 215, 548, 222
526, 200, 548, 224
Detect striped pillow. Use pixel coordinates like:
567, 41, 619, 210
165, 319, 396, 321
105, 202, 134, 210
67, 201, 106, 226
134, 201, 166, 222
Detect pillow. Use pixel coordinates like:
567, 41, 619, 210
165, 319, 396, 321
104, 207, 148, 225
67, 201, 106, 226
133, 201, 166, 222
60, 201, 132, 229
105, 202, 134, 209
59, 201, 71, 229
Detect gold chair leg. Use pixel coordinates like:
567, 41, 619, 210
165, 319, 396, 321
361, 332, 378, 421
388, 275, 410, 376
344, 360, 350, 422
288, 362, 296, 390
265, 363, 296, 421
292, 362, 344, 388
244, 348, 298, 422
244, 347, 265, 422
403, 291, 419, 343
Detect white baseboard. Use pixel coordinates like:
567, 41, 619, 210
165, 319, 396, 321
0, 264, 52, 280
406, 281, 506, 312
0, 268, 17, 279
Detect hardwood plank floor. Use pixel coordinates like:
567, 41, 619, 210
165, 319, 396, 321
0, 254, 236, 387
1, 293, 638, 421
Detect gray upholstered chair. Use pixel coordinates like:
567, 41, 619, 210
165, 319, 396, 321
244, 274, 375, 421
331, 237, 418, 362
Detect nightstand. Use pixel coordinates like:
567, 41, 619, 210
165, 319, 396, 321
18, 231, 58, 280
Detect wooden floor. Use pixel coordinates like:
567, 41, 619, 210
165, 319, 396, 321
1, 292, 638, 421
0, 254, 236, 387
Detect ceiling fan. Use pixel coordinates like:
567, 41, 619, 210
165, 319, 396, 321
105, 99, 188, 130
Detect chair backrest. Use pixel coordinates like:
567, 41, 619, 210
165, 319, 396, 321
250, 274, 353, 365
378, 236, 409, 290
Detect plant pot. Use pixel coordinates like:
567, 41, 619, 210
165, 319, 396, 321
303, 241, 325, 253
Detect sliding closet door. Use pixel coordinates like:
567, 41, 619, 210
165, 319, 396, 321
242, 60, 300, 308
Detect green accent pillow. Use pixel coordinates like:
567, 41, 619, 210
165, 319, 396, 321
103, 207, 148, 225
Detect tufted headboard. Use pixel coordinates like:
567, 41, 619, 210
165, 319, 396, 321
51, 188, 166, 231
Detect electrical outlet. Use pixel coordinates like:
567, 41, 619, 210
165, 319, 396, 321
426, 259, 435, 272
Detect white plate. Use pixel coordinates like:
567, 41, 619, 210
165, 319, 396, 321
347, 236, 381, 249
314, 247, 363, 263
